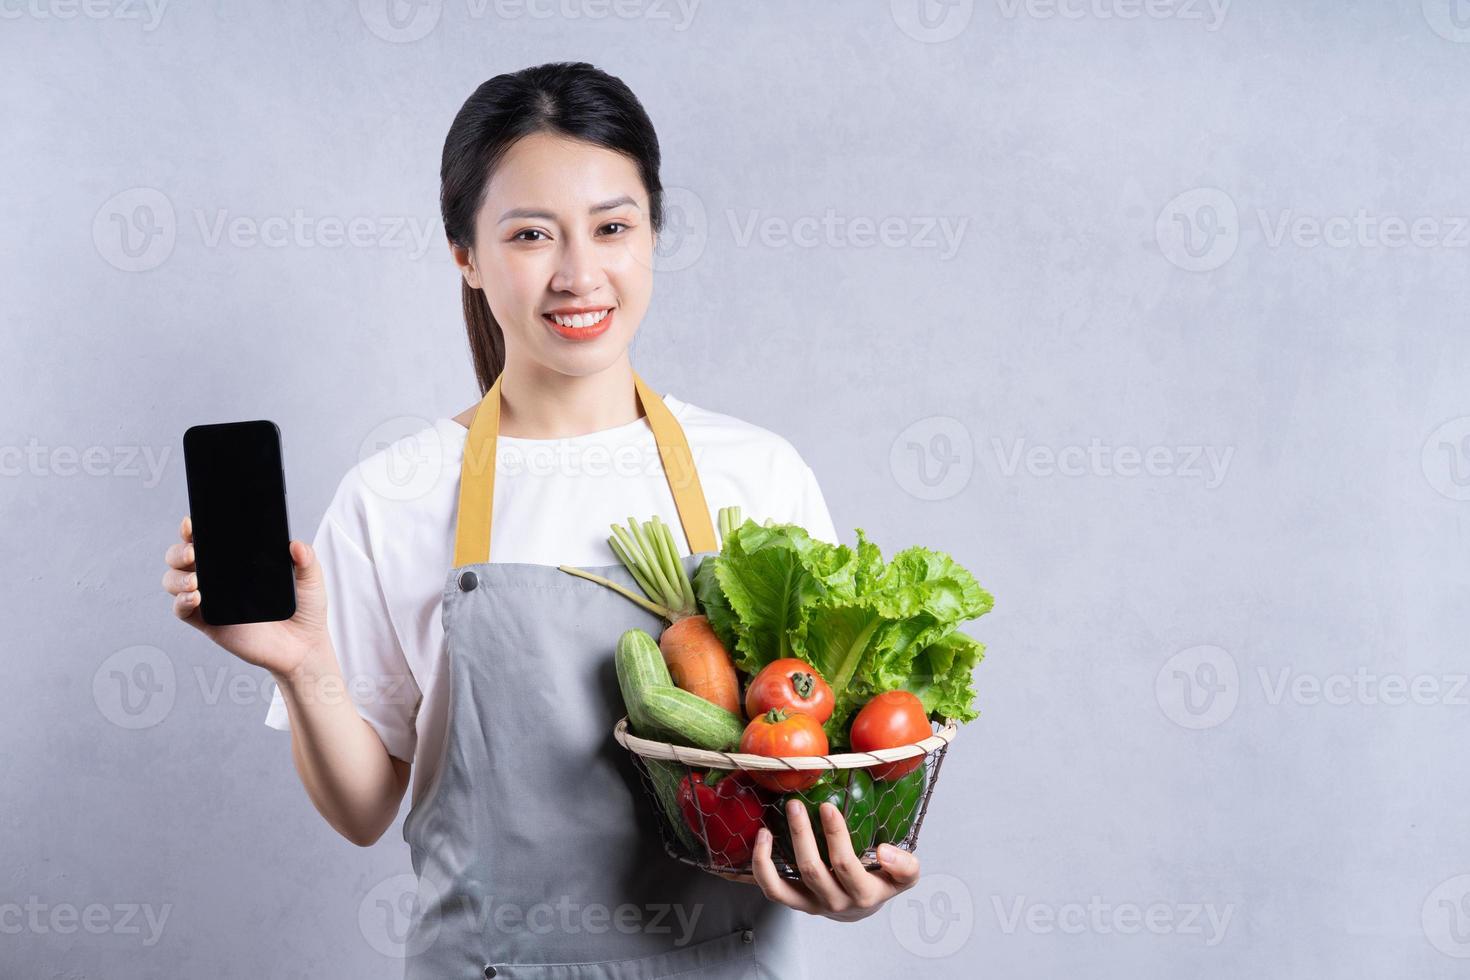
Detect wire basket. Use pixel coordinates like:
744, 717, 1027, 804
614, 717, 957, 881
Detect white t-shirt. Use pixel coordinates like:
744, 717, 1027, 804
264, 394, 838, 806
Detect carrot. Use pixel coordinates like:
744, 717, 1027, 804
559, 514, 743, 716
658, 614, 741, 715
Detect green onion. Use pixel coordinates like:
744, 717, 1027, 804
559, 515, 701, 621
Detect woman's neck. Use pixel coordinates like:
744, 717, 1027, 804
487, 360, 643, 439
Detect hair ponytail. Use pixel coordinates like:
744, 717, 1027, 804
460, 280, 505, 396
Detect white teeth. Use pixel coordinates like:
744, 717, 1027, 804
549, 309, 609, 329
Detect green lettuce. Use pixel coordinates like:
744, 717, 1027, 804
692, 521, 993, 748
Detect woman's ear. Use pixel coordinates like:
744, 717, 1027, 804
449, 240, 482, 289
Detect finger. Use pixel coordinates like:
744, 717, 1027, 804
165, 539, 196, 571
750, 827, 817, 913
161, 567, 197, 595
173, 587, 201, 621
873, 843, 922, 891
181, 514, 192, 542
819, 802, 881, 904
784, 799, 848, 911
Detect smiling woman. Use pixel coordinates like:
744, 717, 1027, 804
166, 60, 883, 980
440, 71, 666, 441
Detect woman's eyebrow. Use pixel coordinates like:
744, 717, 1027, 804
498, 195, 641, 223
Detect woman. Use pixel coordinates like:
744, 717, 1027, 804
162, 62, 920, 978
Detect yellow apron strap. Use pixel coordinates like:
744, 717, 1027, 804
452, 369, 717, 567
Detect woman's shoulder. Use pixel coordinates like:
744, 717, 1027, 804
319, 417, 464, 554
664, 393, 812, 472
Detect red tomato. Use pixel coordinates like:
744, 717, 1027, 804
849, 690, 930, 780
738, 708, 829, 792
744, 658, 834, 724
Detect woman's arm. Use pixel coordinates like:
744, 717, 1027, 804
165, 513, 411, 846
273, 644, 411, 846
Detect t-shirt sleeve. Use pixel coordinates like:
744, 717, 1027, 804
793, 461, 839, 546
263, 494, 420, 764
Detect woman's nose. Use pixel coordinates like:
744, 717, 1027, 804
550, 236, 604, 294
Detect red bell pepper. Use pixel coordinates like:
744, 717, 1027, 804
676, 769, 767, 866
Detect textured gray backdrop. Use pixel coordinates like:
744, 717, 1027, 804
5, 1, 1469, 977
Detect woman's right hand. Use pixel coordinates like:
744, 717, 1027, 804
162, 515, 331, 680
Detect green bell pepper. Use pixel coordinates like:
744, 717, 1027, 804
771, 768, 878, 867
871, 764, 928, 846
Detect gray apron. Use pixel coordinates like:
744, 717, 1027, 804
400, 371, 809, 979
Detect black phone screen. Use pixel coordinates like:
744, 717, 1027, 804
182, 420, 296, 626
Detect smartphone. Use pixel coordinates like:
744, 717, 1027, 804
182, 420, 296, 625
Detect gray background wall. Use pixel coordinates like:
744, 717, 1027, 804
5, 1, 1468, 977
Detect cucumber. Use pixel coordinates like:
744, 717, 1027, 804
615, 628, 674, 737
644, 758, 703, 854
639, 685, 746, 751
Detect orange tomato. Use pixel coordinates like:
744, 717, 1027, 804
738, 708, 829, 792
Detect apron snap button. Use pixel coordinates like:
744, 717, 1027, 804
459, 570, 478, 592
483, 966, 497, 978
741, 928, 754, 943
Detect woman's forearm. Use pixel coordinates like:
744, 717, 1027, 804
273, 643, 410, 846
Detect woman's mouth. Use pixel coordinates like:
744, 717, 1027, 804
543, 307, 614, 342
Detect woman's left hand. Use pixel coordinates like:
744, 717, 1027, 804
714, 799, 921, 921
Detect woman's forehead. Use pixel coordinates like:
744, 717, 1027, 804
484, 133, 644, 215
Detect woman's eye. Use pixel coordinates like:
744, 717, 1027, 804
514, 229, 549, 242
601, 222, 629, 235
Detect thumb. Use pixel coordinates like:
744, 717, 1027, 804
876, 844, 921, 889
290, 539, 318, 581
289, 540, 327, 603
287, 540, 329, 633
